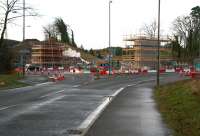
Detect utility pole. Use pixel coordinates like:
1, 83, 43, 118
108, 0, 112, 76
22, 0, 25, 77
23, 0, 25, 41
157, 0, 161, 86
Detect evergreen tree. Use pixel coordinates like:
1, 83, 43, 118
71, 30, 77, 47
54, 18, 70, 44
89, 48, 94, 55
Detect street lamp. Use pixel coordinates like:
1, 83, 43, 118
23, 0, 25, 41
108, 0, 112, 76
22, 0, 26, 77
157, 0, 161, 86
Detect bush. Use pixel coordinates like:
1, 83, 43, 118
0, 47, 14, 74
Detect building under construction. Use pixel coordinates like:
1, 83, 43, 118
31, 40, 65, 67
122, 35, 172, 69
31, 39, 85, 68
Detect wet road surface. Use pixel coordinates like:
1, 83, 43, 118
0, 73, 185, 136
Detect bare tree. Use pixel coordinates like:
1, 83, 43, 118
172, 16, 193, 48
0, 0, 37, 47
43, 24, 58, 40
0, 0, 37, 73
141, 19, 157, 38
172, 7, 200, 63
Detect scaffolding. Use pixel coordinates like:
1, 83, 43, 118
31, 39, 65, 67
122, 35, 172, 69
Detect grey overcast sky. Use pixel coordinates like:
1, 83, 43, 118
6, 0, 200, 49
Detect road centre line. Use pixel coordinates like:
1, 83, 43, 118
40, 90, 65, 98
35, 82, 52, 86
32, 95, 66, 110
127, 78, 156, 87
0, 104, 18, 111
72, 85, 80, 88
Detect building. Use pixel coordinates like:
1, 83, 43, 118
31, 39, 86, 68
122, 35, 172, 69
31, 39, 65, 67
14, 39, 39, 67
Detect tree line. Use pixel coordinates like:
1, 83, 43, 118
171, 6, 200, 64
43, 18, 77, 48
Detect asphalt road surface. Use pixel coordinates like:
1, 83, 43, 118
0, 73, 186, 136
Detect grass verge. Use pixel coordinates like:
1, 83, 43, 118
0, 74, 29, 90
154, 79, 200, 136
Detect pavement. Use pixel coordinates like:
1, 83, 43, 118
0, 73, 186, 136
85, 82, 173, 136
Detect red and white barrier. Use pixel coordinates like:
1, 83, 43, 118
48, 74, 65, 82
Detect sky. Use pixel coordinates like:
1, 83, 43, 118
6, 0, 200, 49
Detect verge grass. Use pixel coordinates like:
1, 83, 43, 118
155, 79, 200, 136
0, 74, 28, 90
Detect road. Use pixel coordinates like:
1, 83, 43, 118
0, 73, 185, 136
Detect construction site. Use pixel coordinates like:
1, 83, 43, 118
31, 40, 65, 67
122, 35, 172, 69
31, 39, 89, 69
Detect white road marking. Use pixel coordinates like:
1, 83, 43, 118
0, 94, 65, 111
70, 88, 80, 91
72, 85, 80, 88
71, 79, 158, 135
32, 95, 66, 110
127, 78, 156, 87
35, 82, 52, 86
72, 87, 125, 136
0, 105, 18, 111
76, 98, 110, 136
110, 87, 124, 97
40, 90, 65, 98
0, 95, 66, 124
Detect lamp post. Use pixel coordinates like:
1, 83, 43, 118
157, 0, 161, 86
22, 0, 25, 77
108, 0, 112, 76
23, 0, 25, 41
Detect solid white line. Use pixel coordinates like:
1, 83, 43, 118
73, 87, 125, 136
77, 98, 110, 134
110, 87, 124, 97
40, 90, 65, 98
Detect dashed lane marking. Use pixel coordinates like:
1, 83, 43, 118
0, 105, 18, 111
35, 82, 53, 86
40, 90, 65, 98
72, 85, 80, 88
